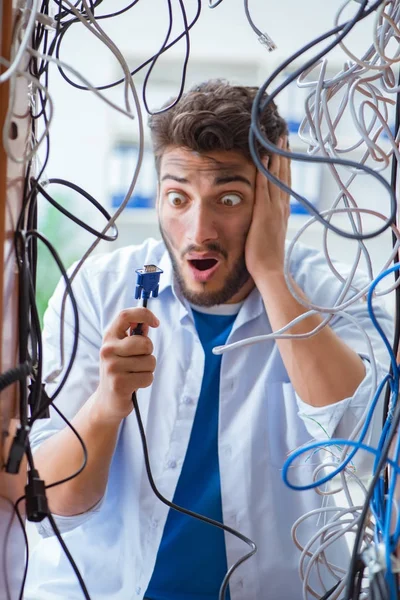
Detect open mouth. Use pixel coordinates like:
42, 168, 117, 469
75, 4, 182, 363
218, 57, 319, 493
189, 258, 218, 271
187, 257, 221, 282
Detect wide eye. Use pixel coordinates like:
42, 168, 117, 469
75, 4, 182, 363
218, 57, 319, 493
220, 194, 242, 207
167, 191, 187, 207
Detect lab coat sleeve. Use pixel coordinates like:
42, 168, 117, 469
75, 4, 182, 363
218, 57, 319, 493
29, 261, 104, 534
289, 246, 392, 446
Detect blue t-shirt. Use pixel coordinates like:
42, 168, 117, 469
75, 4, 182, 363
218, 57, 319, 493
145, 309, 237, 600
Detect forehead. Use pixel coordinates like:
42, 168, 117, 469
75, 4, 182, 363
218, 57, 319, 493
159, 146, 255, 180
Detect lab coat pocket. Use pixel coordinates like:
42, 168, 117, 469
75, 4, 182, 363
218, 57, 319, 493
265, 381, 316, 471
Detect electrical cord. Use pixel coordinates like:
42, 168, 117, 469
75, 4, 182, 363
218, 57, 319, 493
13, 467, 92, 600
243, 0, 262, 37
142, 0, 191, 115
83, 0, 140, 20
1, 3, 173, 600
132, 387, 257, 600
208, 0, 225, 8
7, 211, 90, 599
53, 0, 202, 93
24, 231, 80, 416
3, 1, 399, 599
0, 0, 40, 84
131, 297, 256, 600
242, 7, 400, 586
381, 66, 400, 431
0, 362, 32, 393
33, 179, 118, 242
249, 0, 399, 242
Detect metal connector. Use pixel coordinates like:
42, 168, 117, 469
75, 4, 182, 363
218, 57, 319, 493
135, 265, 163, 300
258, 32, 277, 52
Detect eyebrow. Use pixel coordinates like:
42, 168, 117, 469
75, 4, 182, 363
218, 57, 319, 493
161, 173, 253, 188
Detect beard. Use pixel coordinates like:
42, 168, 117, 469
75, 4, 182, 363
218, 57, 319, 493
159, 225, 251, 307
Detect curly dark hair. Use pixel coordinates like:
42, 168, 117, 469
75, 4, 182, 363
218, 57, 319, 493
148, 79, 288, 173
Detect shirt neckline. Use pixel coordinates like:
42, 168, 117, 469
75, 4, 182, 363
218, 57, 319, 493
189, 302, 243, 316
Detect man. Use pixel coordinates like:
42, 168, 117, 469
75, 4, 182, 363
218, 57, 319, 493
26, 80, 390, 600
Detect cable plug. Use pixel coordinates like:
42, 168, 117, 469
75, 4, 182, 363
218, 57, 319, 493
258, 32, 277, 52
35, 12, 57, 30
135, 264, 163, 301
28, 381, 50, 419
5, 425, 30, 474
25, 468, 48, 522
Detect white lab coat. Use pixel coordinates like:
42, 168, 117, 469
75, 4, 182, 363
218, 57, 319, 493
25, 238, 391, 600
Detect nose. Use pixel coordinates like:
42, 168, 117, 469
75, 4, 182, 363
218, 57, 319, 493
186, 202, 218, 246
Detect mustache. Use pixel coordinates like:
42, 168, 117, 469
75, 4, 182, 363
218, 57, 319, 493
181, 242, 228, 261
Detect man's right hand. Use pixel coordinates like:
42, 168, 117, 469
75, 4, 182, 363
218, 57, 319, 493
94, 307, 160, 422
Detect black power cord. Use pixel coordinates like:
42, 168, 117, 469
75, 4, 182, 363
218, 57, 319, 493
33, 179, 118, 242
382, 65, 400, 431
243, 0, 262, 37
142, 0, 191, 115
14, 444, 92, 600
131, 292, 256, 600
343, 389, 400, 600
53, 0, 201, 94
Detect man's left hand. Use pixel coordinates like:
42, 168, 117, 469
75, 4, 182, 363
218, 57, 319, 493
245, 136, 291, 283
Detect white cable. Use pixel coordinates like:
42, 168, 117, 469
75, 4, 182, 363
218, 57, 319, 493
27, 48, 135, 119
44, 0, 146, 382
0, 56, 53, 164
0, 0, 40, 83
213, 209, 399, 355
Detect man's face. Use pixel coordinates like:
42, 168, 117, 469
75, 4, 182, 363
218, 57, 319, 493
157, 146, 257, 306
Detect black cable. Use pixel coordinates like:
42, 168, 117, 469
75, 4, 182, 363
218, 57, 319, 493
375, 570, 389, 600
33, 178, 118, 242
13, 420, 89, 600
243, 0, 262, 37
319, 579, 342, 599
131, 301, 256, 600
250, 0, 396, 241
86, 0, 140, 20
0, 362, 31, 393
45, 512, 91, 599
6, 8, 96, 600
382, 65, 400, 430
12, 496, 30, 600
343, 388, 400, 600
15, 232, 32, 430
352, 559, 365, 600
53, 1, 201, 93
132, 389, 256, 600
141, 0, 174, 115
208, 0, 225, 8
142, 0, 191, 115
43, 402, 89, 490
26, 258, 44, 417
24, 231, 80, 418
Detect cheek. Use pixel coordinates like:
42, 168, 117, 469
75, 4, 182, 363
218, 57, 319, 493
159, 210, 188, 250
226, 215, 252, 249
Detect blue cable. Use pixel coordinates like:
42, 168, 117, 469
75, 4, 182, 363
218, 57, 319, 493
366, 264, 400, 592
366, 264, 399, 376
282, 374, 390, 491
281, 262, 400, 594
282, 263, 399, 491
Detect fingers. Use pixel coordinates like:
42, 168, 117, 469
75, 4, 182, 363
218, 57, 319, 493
259, 135, 291, 204
255, 155, 270, 205
100, 333, 154, 360
107, 307, 159, 340
278, 136, 291, 218
101, 353, 156, 376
